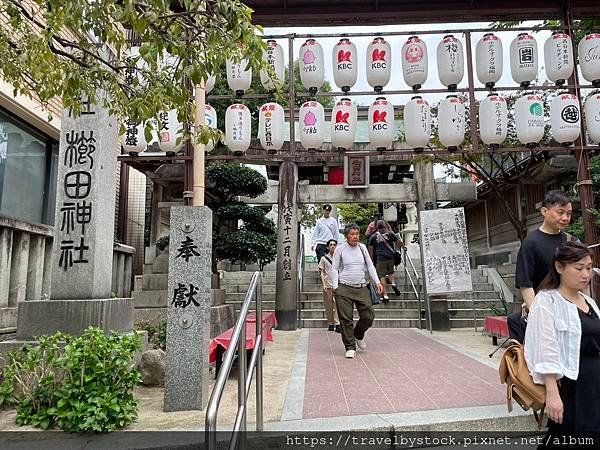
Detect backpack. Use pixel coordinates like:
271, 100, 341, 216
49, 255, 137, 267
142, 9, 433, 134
498, 339, 546, 428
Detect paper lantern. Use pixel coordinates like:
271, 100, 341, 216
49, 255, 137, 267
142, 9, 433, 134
368, 97, 395, 150
579, 34, 600, 87
226, 58, 252, 95
404, 96, 431, 152
476, 33, 503, 89
299, 101, 325, 151
332, 38, 358, 93
366, 37, 391, 92
437, 35, 464, 91
550, 93, 580, 145
479, 94, 507, 148
585, 94, 600, 144
544, 32, 574, 86
121, 118, 149, 155
225, 103, 251, 154
260, 40, 285, 90
258, 102, 285, 153
157, 109, 183, 153
510, 33, 538, 87
299, 39, 325, 95
438, 95, 465, 151
204, 74, 216, 93
331, 97, 357, 151
204, 104, 217, 152
514, 94, 545, 147
402, 36, 428, 90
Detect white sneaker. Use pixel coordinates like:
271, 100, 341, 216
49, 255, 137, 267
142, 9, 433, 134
345, 349, 356, 358
356, 339, 367, 350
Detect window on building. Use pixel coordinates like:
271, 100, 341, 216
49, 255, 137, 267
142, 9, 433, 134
0, 108, 58, 225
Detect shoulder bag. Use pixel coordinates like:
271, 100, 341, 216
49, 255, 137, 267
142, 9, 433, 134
377, 232, 403, 266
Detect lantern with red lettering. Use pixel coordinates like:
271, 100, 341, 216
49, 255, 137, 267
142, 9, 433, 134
437, 35, 464, 91
476, 33, 503, 89
402, 36, 428, 91
204, 104, 217, 152
205, 74, 216, 93
332, 38, 357, 93
260, 40, 285, 91
585, 94, 600, 144
478, 94, 507, 149
331, 97, 357, 151
404, 96, 431, 152
510, 33, 538, 87
579, 34, 600, 87
121, 119, 150, 155
544, 32, 574, 86
226, 58, 252, 96
438, 95, 465, 151
258, 102, 284, 153
514, 94, 545, 147
299, 101, 324, 152
368, 97, 395, 150
225, 103, 251, 154
299, 39, 325, 95
157, 109, 183, 153
366, 37, 391, 92
550, 93, 580, 145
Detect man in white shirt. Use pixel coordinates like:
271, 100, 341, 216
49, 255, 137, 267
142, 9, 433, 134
312, 204, 340, 262
331, 224, 383, 359
318, 239, 340, 333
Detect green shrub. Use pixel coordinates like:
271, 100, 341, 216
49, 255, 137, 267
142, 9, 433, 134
134, 319, 166, 351
0, 327, 141, 432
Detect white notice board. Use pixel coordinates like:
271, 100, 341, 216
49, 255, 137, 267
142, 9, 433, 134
419, 207, 473, 294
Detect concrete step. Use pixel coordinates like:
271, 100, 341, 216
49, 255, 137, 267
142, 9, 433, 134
448, 308, 497, 318
297, 298, 504, 310
301, 308, 422, 319
450, 317, 486, 328
142, 273, 168, 290
496, 264, 517, 276
301, 318, 424, 328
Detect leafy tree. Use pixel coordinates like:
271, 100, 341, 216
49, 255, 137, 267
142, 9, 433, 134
336, 203, 379, 240
300, 204, 323, 228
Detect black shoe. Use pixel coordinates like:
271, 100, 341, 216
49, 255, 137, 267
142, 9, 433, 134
328, 325, 335, 331
391, 284, 400, 295
335, 325, 341, 333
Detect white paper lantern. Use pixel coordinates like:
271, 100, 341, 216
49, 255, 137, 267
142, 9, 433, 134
157, 109, 183, 153
331, 97, 357, 150
258, 102, 285, 153
404, 96, 431, 152
402, 36, 428, 90
225, 103, 251, 154
579, 34, 600, 87
585, 94, 600, 144
226, 58, 252, 95
551, 93, 580, 145
299, 101, 325, 151
260, 40, 285, 90
479, 94, 507, 148
437, 34, 464, 91
366, 37, 391, 92
204, 104, 217, 152
544, 32, 574, 86
204, 74, 216, 93
438, 95, 465, 151
514, 94, 545, 147
299, 39, 325, 94
476, 33, 503, 88
510, 33, 538, 87
332, 38, 358, 93
368, 97, 395, 150
121, 118, 149, 155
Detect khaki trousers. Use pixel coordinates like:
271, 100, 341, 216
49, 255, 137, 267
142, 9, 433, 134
334, 284, 375, 350
322, 288, 339, 325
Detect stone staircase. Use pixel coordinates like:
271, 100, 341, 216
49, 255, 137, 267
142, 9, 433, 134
221, 265, 507, 329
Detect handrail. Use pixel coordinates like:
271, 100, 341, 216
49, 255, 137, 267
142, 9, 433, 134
402, 247, 425, 330
206, 271, 263, 450
297, 234, 305, 329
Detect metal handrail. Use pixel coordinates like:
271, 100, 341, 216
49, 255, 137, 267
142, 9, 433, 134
401, 247, 424, 330
206, 271, 263, 450
297, 234, 305, 329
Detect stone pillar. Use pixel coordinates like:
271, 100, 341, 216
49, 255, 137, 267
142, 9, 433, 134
41, 237, 53, 298
275, 162, 299, 331
164, 206, 212, 411
26, 235, 45, 300
9, 231, 30, 306
0, 227, 12, 307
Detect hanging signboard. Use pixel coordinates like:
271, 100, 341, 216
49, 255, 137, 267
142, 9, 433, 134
344, 155, 369, 188
419, 207, 473, 294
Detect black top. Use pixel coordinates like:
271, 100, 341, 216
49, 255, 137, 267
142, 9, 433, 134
515, 229, 569, 291
579, 303, 600, 358
368, 232, 400, 261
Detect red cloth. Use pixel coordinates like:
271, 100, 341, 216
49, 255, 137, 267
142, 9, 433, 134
484, 316, 509, 338
245, 312, 278, 329
209, 322, 274, 363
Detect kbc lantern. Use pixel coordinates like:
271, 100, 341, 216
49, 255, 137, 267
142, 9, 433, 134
331, 98, 357, 151
476, 33, 503, 89
402, 36, 428, 91
368, 97, 395, 150
550, 93, 580, 145
299, 101, 325, 151
437, 95, 465, 151
204, 74, 216, 93
510, 33, 538, 87
585, 94, 600, 144
366, 37, 391, 92
404, 96, 431, 152
157, 109, 183, 153
226, 58, 252, 96
544, 32, 574, 86
299, 39, 325, 95
258, 102, 285, 153
332, 38, 358, 93
437, 35, 464, 91
579, 34, 600, 87
479, 94, 507, 149
225, 103, 251, 154
260, 40, 285, 90
514, 94, 545, 147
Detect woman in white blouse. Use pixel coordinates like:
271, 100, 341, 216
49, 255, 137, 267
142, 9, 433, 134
525, 241, 600, 434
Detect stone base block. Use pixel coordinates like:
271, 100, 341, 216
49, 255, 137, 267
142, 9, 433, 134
142, 274, 168, 290
133, 290, 167, 308
429, 299, 450, 331
211, 288, 225, 306
0, 307, 17, 329
210, 304, 235, 338
16, 298, 134, 340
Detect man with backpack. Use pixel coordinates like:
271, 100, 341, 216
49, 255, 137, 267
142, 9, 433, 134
318, 239, 340, 333
368, 220, 403, 302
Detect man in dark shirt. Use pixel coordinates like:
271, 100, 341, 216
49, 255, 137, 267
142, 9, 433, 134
368, 220, 402, 302
511, 190, 574, 342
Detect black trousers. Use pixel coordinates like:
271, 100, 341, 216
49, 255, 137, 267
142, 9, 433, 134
507, 312, 527, 344
315, 243, 328, 262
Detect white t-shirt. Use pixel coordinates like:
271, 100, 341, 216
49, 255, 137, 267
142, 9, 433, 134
330, 243, 380, 289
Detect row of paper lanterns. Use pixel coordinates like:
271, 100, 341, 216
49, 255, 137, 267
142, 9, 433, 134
121, 92, 600, 154
216, 32, 600, 96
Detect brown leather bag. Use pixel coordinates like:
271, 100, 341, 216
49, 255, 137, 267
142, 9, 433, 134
498, 339, 546, 428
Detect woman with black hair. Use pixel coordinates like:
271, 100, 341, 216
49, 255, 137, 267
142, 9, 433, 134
525, 241, 600, 436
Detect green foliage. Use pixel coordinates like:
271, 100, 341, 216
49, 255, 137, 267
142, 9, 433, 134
217, 203, 276, 235
336, 203, 379, 234
207, 164, 267, 201
300, 204, 323, 228
135, 320, 166, 351
156, 235, 170, 251
214, 230, 277, 270
490, 19, 599, 46
0, 327, 141, 432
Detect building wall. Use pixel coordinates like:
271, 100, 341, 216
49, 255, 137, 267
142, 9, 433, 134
126, 168, 147, 275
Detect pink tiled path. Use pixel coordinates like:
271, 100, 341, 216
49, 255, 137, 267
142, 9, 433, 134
303, 329, 506, 419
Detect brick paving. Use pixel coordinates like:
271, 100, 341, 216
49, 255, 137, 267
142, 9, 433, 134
303, 328, 505, 419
